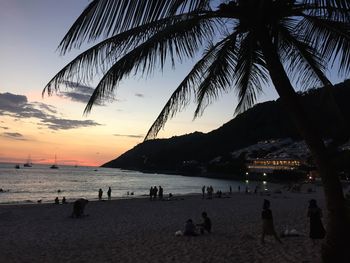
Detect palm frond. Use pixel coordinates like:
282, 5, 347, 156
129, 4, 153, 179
84, 14, 217, 114
193, 34, 238, 118
234, 33, 269, 114
278, 19, 326, 90
58, 0, 210, 54
298, 14, 350, 75
144, 36, 233, 141
44, 14, 198, 96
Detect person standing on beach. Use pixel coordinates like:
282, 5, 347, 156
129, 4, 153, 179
149, 186, 153, 200
107, 187, 111, 200
307, 199, 326, 244
202, 185, 205, 199
153, 186, 158, 199
158, 186, 163, 200
261, 199, 282, 244
98, 188, 103, 200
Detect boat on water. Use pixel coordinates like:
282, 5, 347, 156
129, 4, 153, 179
24, 155, 32, 167
50, 155, 59, 169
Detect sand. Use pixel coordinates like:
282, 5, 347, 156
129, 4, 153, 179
0, 186, 325, 263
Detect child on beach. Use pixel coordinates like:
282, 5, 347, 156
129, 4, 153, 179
184, 219, 197, 236
261, 199, 282, 244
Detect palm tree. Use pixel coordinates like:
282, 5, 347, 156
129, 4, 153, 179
44, 1, 350, 261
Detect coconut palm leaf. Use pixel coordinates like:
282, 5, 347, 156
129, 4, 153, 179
193, 35, 238, 118
84, 13, 217, 113
45, 13, 207, 95
298, 15, 350, 74
144, 35, 235, 140
233, 32, 268, 114
59, 0, 210, 54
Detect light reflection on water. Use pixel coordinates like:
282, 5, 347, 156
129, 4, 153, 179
0, 163, 253, 204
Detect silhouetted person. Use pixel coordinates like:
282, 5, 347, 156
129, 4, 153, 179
107, 187, 112, 200
202, 185, 205, 199
261, 199, 282, 244
308, 199, 326, 244
149, 187, 153, 200
197, 212, 211, 234
184, 219, 197, 236
62, 196, 67, 204
98, 188, 103, 200
158, 186, 163, 200
153, 186, 158, 199
54, 197, 59, 205
238, 185, 241, 192
229, 186, 232, 195
71, 198, 89, 218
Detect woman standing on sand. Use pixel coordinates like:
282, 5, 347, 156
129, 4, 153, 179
308, 199, 326, 244
261, 199, 282, 244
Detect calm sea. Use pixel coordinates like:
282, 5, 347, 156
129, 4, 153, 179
0, 163, 247, 204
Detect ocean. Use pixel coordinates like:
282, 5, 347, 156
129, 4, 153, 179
0, 163, 248, 204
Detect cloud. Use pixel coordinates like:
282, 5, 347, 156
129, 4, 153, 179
58, 81, 116, 105
0, 92, 102, 130
113, 133, 143, 138
135, 93, 144, 98
2, 132, 27, 141
41, 118, 101, 130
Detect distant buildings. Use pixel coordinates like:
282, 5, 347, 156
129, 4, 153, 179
247, 158, 303, 173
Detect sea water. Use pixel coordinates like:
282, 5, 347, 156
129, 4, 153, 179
0, 163, 247, 204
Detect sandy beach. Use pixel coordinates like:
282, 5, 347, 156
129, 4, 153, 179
0, 186, 326, 263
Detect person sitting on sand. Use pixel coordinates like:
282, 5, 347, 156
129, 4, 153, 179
54, 197, 59, 205
62, 196, 67, 204
307, 199, 326, 244
71, 198, 89, 218
261, 199, 282, 244
184, 219, 197, 236
197, 212, 211, 234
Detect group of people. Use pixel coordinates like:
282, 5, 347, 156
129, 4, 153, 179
201, 185, 214, 199
261, 199, 325, 244
183, 211, 212, 236
149, 186, 163, 200
98, 187, 112, 200
54, 196, 67, 204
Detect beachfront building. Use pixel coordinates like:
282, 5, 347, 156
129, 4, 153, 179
246, 158, 303, 174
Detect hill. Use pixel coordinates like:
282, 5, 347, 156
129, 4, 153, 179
102, 80, 350, 174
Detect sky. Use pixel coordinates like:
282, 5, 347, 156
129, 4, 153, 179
0, 0, 347, 166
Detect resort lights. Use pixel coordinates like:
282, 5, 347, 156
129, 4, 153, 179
245, 172, 249, 176
263, 181, 267, 185
263, 172, 267, 177
245, 179, 249, 184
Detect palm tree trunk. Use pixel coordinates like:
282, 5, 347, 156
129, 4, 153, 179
259, 32, 349, 263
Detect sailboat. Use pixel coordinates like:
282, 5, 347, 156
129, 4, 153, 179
24, 155, 32, 167
50, 155, 59, 169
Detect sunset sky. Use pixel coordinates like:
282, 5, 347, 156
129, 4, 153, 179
0, 0, 346, 166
